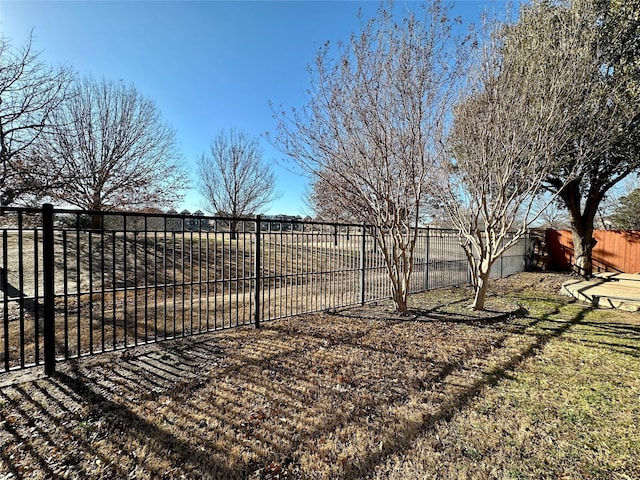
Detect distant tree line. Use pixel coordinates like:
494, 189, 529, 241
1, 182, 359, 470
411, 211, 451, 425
611, 187, 640, 230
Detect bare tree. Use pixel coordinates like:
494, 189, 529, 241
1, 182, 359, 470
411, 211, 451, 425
533, 192, 570, 230
306, 174, 368, 223
438, 2, 606, 309
271, 2, 464, 313
197, 129, 277, 236
0, 34, 74, 205
46, 77, 188, 227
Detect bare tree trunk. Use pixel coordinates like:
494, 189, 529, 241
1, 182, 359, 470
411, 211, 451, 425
469, 258, 492, 310
562, 180, 600, 277
91, 212, 103, 231
375, 226, 416, 315
393, 288, 408, 314
230, 219, 237, 240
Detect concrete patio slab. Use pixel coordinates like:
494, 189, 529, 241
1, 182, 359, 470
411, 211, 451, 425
593, 272, 640, 282
562, 274, 640, 311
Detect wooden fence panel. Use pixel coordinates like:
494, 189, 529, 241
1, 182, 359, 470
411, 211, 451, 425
545, 229, 640, 273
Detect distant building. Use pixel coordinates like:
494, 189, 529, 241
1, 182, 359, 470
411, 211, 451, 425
261, 214, 303, 231
184, 209, 213, 231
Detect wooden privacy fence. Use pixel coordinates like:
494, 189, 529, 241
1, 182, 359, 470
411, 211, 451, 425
545, 229, 640, 273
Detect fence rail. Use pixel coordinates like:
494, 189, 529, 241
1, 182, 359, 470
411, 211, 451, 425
0, 205, 531, 374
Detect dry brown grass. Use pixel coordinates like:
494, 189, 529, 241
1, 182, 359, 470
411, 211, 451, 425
0, 272, 638, 479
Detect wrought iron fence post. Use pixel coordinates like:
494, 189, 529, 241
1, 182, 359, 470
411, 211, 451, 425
43, 203, 56, 375
254, 215, 261, 329
360, 224, 366, 305
424, 227, 430, 291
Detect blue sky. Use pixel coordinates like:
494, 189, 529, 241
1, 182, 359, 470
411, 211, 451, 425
0, 0, 512, 216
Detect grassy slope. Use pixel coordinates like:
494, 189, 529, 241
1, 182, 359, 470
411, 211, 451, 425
0, 273, 638, 479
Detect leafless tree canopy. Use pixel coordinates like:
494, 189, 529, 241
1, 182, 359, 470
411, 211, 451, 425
0, 34, 74, 206
197, 129, 277, 219
438, 1, 612, 309
46, 77, 188, 215
533, 193, 571, 230
307, 175, 369, 223
271, 1, 464, 313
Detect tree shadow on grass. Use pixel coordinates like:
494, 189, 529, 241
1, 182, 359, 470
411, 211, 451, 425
560, 316, 640, 359
0, 296, 594, 479
340, 301, 593, 478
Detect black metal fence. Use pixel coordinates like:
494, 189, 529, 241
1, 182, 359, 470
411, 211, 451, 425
0, 205, 531, 374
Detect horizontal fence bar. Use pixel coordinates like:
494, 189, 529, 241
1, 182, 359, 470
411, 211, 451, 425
0, 206, 531, 373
